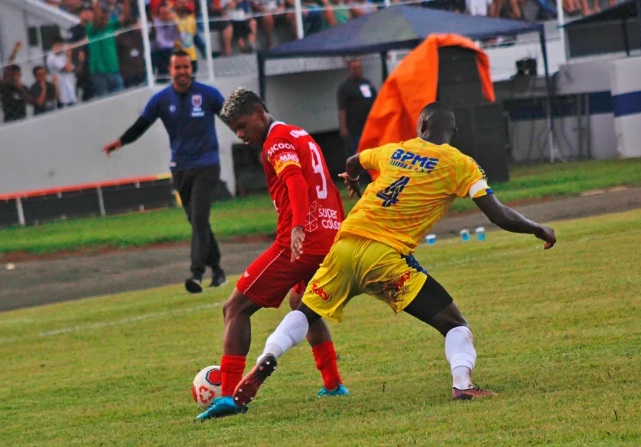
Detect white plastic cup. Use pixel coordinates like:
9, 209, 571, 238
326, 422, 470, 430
475, 226, 486, 241
426, 234, 436, 245
460, 229, 471, 242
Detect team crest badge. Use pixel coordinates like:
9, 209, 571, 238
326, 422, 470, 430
191, 94, 204, 117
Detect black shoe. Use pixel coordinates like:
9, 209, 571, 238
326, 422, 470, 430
185, 277, 203, 294
210, 268, 227, 287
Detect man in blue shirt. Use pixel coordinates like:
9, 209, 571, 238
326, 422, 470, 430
102, 50, 227, 293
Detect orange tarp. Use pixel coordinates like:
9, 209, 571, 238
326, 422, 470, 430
358, 33, 495, 175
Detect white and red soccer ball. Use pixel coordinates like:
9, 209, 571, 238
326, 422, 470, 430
191, 365, 223, 408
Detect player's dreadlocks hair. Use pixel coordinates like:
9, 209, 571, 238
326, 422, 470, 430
220, 87, 269, 125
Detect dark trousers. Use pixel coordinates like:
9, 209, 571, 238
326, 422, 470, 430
172, 165, 222, 279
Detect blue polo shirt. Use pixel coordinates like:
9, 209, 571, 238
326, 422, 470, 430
141, 82, 225, 171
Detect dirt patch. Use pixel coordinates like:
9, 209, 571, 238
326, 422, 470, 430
1, 187, 640, 312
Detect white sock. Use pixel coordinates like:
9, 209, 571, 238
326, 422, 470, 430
257, 310, 309, 364
444, 326, 477, 390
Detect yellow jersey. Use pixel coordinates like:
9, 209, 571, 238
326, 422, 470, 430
176, 15, 197, 61
338, 138, 492, 255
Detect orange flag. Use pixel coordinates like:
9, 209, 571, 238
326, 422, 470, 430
358, 33, 494, 179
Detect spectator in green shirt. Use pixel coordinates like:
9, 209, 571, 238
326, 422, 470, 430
86, 0, 131, 97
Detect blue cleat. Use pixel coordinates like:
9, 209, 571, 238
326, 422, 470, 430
195, 396, 247, 421
317, 383, 350, 398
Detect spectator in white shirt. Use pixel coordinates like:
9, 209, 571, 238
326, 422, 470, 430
47, 36, 77, 107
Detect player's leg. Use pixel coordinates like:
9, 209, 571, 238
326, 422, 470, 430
195, 287, 262, 420
232, 238, 358, 410
289, 284, 348, 396
197, 245, 310, 420
171, 169, 203, 292
187, 166, 224, 292
220, 288, 262, 393
403, 275, 495, 400
200, 166, 225, 287
233, 303, 323, 407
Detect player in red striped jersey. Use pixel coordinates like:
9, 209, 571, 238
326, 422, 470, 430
196, 87, 348, 420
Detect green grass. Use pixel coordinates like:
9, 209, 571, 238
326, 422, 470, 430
1, 209, 640, 446
1, 158, 640, 257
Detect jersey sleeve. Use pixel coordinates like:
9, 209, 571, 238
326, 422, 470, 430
359, 145, 389, 173
206, 86, 225, 115
453, 155, 493, 199
140, 92, 161, 123
264, 136, 303, 182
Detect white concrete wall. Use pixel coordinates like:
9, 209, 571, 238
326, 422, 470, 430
610, 57, 641, 158
0, 77, 254, 197
0, 60, 384, 197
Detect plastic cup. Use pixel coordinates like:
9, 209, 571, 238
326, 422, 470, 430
475, 226, 486, 241
426, 234, 436, 245
460, 229, 470, 242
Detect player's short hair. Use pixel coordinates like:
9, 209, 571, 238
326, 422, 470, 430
172, 49, 190, 59
418, 102, 456, 132
220, 87, 268, 125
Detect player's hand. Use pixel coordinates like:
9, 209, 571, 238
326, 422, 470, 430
290, 225, 305, 262
102, 140, 122, 157
535, 226, 556, 249
338, 172, 361, 198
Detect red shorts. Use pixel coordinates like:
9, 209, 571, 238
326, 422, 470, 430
236, 243, 326, 308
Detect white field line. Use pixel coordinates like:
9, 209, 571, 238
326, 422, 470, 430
0, 302, 222, 345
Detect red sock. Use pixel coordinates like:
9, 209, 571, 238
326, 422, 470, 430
312, 341, 343, 390
220, 355, 246, 396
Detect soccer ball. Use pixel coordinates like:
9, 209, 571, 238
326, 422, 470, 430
191, 365, 223, 408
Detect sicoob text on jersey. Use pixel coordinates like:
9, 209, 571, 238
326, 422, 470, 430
389, 149, 439, 173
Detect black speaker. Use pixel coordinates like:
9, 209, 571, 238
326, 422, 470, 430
232, 143, 267, 196
451, 103, 510, 184
309, 130, 346, 180
437, 47, 486, 106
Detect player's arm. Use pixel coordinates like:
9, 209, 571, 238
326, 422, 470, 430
473, 194, 556, 249
102, 116, 154, 156
285, 172, 309, 262
456, 157, 555, 249
338, 153, 363, 197
103, 94, 159, 156
266, 138, 310, 261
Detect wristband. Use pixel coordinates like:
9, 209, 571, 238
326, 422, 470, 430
347, 174, 359, 182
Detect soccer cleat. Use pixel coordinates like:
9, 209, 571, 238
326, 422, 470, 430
195, 396, 247, 421
452, 386, 496, 400
210, 268, 227, 287
317, 383, 350, 398
185, 277, 203, 294
233, 354, 277, 407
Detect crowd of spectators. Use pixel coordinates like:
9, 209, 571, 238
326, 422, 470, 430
1, 0, 618, 123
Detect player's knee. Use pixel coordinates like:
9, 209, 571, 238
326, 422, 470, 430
223, 291, 258, 319
288, 291, 303, 310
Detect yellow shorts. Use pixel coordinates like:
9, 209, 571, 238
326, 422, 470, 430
302, 233, 428, 322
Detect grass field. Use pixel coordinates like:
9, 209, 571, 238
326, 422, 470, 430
1, 158, 641, 257
1, 209, 640, 446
